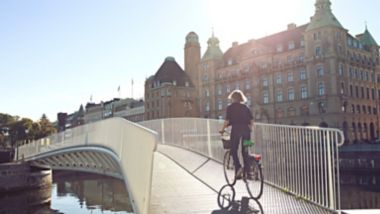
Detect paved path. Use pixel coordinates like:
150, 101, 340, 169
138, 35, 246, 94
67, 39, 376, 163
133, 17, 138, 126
150, 144, 335, 214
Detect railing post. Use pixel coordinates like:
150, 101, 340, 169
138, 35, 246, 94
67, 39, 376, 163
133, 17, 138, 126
161, 119, 165, 144
206, 119, 213, 158
326, 131, 335, 210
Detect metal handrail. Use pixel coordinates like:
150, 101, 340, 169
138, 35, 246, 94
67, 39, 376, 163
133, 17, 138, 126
139, 118, 344, 211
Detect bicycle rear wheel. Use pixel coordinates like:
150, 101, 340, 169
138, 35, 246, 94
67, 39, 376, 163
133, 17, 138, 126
247, 198, 264, 214
245, 160, 263, 200
223, 150, 236, 185
217, 184, 235, 210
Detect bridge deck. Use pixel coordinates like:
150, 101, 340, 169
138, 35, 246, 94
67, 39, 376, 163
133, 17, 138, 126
149, 145, 334, 214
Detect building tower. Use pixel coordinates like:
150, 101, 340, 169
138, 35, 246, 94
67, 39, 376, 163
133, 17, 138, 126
303, 0, 347, 126
199, 31, 224, 118
184, 32, 201, 89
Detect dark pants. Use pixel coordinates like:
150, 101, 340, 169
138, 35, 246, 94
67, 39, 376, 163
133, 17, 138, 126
230, 126, 250, 173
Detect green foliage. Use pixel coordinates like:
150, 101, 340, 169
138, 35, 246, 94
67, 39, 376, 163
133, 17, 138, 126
0, 112, 57, 146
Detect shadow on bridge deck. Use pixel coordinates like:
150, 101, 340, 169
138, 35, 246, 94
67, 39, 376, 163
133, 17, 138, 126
149, 144, 334, 214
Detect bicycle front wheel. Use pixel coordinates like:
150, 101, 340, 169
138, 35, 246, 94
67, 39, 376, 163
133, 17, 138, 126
245, 160, 263, 200
223, 150, 236, 185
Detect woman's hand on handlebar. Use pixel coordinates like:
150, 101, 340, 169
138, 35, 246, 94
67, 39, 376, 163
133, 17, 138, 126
219, 130, 225, 135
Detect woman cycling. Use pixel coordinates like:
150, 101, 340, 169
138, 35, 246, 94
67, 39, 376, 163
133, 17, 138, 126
219, 90, 253, 179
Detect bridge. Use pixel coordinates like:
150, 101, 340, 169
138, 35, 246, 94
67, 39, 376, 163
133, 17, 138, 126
17, 117, 345, 214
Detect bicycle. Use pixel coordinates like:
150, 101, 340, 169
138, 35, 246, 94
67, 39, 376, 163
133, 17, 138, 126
217, 130, 264, 212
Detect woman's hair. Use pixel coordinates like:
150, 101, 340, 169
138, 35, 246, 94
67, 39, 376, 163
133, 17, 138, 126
228, 90, 248, 103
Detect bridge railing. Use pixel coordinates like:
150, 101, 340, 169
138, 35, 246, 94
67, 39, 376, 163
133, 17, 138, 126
18, 117, 157, 214
139, 118, 344, 212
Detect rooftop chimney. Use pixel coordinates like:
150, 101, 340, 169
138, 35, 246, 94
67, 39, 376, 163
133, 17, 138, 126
287, 23, 297, 30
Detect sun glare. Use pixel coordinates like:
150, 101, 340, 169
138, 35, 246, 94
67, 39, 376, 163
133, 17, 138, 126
207, 0, 303, 46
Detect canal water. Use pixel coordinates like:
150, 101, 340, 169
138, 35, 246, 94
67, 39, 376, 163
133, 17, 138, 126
1, 170, 379, 213
0, 171, 134, 214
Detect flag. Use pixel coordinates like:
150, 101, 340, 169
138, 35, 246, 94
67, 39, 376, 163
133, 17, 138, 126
131, 79, 134, 85
117, 86, 120, 92
90, 95, 93, 102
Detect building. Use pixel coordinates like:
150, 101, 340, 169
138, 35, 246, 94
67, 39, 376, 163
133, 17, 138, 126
113, 98, 145, 122
144, 56, 199, 120
84, 98, 145, 124
145, 0, 380, 144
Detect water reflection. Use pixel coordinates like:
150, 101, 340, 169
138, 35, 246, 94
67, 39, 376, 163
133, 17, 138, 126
0, 186, 52, 214
340, 170, 380, 209
51, 171, 134, 214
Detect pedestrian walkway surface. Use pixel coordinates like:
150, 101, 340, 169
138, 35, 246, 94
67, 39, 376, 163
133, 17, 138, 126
149, 144, 335, 214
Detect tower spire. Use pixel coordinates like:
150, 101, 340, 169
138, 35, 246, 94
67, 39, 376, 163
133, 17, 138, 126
306, 0, 343, 31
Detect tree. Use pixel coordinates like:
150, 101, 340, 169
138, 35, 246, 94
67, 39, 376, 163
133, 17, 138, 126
37, 114, 56, 139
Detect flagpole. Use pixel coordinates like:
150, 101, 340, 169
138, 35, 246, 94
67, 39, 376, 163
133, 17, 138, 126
131, 79, 134, 98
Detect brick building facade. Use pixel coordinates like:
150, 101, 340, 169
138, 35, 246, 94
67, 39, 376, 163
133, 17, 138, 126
145, 0, 380, 143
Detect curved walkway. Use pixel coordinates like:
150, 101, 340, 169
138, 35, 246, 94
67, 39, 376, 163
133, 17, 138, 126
150, 144, 334, 214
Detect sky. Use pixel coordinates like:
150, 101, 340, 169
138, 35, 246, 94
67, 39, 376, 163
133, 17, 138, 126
0, 0, 379, 121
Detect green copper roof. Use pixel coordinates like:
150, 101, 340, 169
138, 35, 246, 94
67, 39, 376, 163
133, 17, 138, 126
202, 33, 223, 61
306, 0, 343, 31
358, 28, 378, 47
186, 31, 199, 44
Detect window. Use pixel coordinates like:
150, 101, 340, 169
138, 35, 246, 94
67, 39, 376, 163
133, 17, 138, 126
315, 47, 321, 56
276, 90, 283, 102
301, 86, 308, 99
288, 88, 295, 101
316, 65, 324, 77
245, 80, 251, 90
173, 80, 177, 86
226, 85, 231, 93
318, 102, 326, 113
203, 89, 208, 97
288, 107, 297, 117
300, 38, 305, 47
300, 68, 307, 80
277, 44, 283, 52
368, 106, 372, 114
361, 87, 364, 98
263, 78, 268, 87
350, 85, 353, 96
247, 97, 252, 107
372, 89, 375, 100
217, 85, 222, 95
339, 64, 344, 76
301, 105, 309, 116
276, 74, 282, 84
203, 74, 209, 81
349, 67, 353, 78
340, 82, 345, 94
367, 88, 370, 99
299, 54, 305, 62
263, 91, 269, 104
357, 105, 361, 114
235, 82, 240, 90
288, 41, 295, 50
218, 100, 223, 110
205, 102, 210, 112
351, 104, 355, 114
287, 72, 294, 82
318, 82, 325, 96
355, 86, 359, 97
